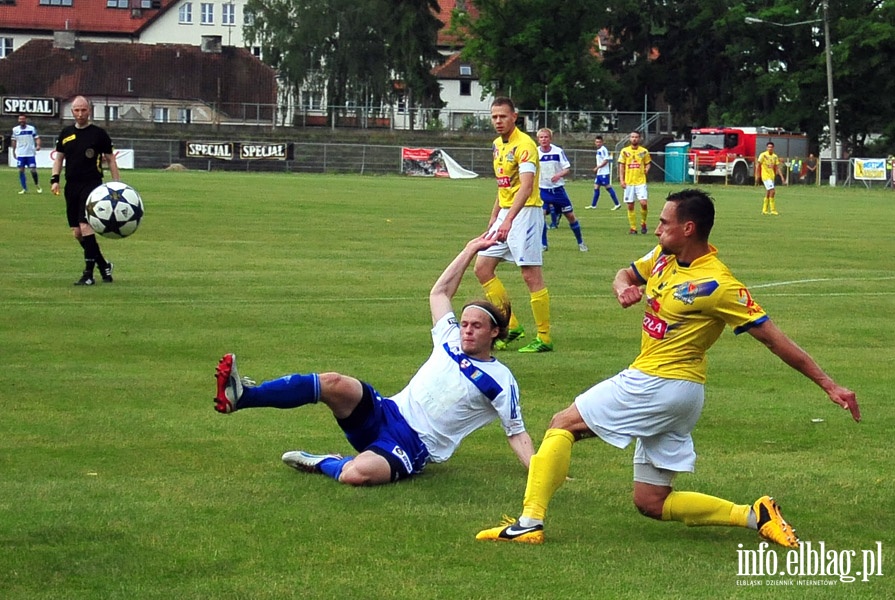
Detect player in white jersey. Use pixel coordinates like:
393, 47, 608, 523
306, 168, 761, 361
213, 234, 534, 486
536, 129, 587, 251
587, 135, 620, 209
11, 114, 42, 194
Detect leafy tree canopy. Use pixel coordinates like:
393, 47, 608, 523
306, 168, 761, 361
245, 0, 444, 117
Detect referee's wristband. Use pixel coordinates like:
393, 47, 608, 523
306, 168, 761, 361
50, 174, 60, 185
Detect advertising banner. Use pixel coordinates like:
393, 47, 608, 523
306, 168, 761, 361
853, 159, 886, 180
8, 148, 134, 169
401, 147, 478, 179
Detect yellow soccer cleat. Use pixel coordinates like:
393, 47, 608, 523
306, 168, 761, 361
754, 496, 799, 549
475, 515, 544, 544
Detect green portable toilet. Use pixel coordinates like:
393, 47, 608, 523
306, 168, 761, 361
665, 141, 692, 183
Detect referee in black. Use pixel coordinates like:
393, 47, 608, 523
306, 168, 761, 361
50, 95, 120, 286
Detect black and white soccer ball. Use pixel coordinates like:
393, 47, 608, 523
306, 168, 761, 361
85, 182, 144, 238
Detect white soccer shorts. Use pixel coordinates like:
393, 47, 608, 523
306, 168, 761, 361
623, 184, 648, 203
574, 368, 704, 474
479, 205, 545, 267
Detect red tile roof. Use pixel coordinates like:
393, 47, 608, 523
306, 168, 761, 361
432, 51, 478, 79
435, 0, 478, 48
0, 0, 179, 36
0, 39, 277, 104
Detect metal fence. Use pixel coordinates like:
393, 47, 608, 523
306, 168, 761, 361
112, 138, 891, 188
194, 104, 674, 137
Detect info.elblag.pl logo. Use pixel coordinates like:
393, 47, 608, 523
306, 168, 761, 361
736, 541, 884, 586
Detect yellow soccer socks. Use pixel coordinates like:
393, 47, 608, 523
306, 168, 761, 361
627, 207, 638, 231
482, 276, 519, 331
521, 429, 575, 522
529, 287, 551, 345
661, 491, 750, 527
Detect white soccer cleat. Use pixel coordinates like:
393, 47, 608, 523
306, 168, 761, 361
281, 450, 343, 473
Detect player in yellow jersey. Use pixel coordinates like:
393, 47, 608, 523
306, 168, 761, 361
618, 131, 652, 234
756, 141, 787, 215
474, 97, 553, 353
477, 188, 860, 547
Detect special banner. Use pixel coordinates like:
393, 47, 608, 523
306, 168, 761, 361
183, 141, 293, 161
853, 159, 887, 181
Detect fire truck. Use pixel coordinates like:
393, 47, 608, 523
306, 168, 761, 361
688, 127, 809, 185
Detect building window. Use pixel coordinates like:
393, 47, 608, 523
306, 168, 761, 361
178, 2, 192, 23
250, 46, 261, 59
222, 3, 235, 26
243, 8, 254, 26
0, 0, 17, 5
459, 65, 472, 76
301, 91, 322, 111
178, 108, 192, 124
459, 80, 471, 96
200, 2, 213, 24
106, 0, 127, 7
39, 0, 73, 5
0, 38, 12, 58
153, 107, 169, 123
104, 105, 119, 121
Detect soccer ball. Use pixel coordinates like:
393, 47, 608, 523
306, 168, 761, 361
85, 182, 144, 238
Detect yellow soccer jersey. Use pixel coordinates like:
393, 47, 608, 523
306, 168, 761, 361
757, 151, 780, 181
619, 145, 651, 185
492, 127, 541, 208
628, 245, 768, 383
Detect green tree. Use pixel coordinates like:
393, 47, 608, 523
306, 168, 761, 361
826, 0, 895, 154
597, 0, 667, 114
244, 0, 443, 125
451, 0, 615, 115
718, 0, 895, 155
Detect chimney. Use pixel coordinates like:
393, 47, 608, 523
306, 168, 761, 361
200, 35, 222, 54
54, 30, 76, 49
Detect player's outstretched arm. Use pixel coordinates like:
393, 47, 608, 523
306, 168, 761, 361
507, 431, 534, 469
747, 320, 860, 422
429, 234, 499, 324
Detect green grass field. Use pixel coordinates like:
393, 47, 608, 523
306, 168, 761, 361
1, 172, 892, 599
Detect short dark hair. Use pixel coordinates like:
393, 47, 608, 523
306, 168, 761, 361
491, 96, 516, 113
767, 141, 775, 147
665, 189, 715, 241
594, 135, 604, 141
461, 300, 510, 349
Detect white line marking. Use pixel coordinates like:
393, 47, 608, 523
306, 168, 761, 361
3, 278, 894, 308
750, 278, 830, 289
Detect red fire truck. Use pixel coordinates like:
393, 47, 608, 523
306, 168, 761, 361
688, 126, 808, 185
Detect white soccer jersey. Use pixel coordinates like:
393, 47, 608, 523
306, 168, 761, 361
12, 124, 39, 157
538, 144, 571, 189
595, 145, 612, 176
390, 313, 525, 463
